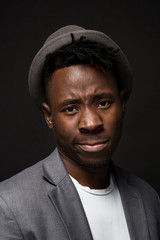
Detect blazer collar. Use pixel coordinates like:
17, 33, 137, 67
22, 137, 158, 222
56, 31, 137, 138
42, 148, 93, 240
111, 163, 150, 240
42, 148, 67, 185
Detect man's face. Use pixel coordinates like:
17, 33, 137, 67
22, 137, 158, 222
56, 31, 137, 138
42, 64, 125, 169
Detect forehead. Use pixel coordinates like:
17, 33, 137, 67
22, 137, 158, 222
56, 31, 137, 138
47, 64, 119, 102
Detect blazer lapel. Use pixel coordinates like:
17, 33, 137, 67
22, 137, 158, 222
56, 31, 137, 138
42, 149, 93, 240
112, 164, 150, 240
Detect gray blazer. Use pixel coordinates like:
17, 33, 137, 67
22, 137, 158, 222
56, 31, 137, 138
0, 148, 160, 240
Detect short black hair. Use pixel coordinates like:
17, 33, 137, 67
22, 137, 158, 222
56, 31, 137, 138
43, 36, 120, 100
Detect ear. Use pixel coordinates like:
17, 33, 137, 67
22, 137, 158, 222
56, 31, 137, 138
120, 89, 126, 117
41, 102, 53, 129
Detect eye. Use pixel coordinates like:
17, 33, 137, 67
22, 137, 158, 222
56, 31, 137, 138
65, 106, 77, 113
98, 100, 110, 108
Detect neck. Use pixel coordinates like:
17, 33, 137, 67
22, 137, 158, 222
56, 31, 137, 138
59, 151, 110, 189
69, 165, 110, 189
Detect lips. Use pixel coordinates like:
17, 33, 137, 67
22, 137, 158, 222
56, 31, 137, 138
77, 140, 109, 152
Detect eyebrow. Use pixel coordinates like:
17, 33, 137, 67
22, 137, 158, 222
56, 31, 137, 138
59, 99, 81, 108
59, 92, 114, 107
92, 93, 114, 101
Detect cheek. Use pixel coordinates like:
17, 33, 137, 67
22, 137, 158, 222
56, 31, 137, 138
103, 108, 123, 135
52, 115, 78, 142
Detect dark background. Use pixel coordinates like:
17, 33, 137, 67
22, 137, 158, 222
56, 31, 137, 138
0, 0, 160, 194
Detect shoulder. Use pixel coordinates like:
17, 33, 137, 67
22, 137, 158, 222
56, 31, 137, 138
113, 164, 160, 206
0, 150, 57, 195
0, 159, 45, 238
0, 159, 43, 201
0, 148, 64, 208
0, 150, 56, 201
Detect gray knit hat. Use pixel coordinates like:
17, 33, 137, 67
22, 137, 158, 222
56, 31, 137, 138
28, 25, 132, 110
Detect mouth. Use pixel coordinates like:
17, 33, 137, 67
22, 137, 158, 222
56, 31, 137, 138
77, 140, 109, 153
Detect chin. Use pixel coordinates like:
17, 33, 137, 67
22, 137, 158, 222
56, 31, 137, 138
76, 156, 111, 169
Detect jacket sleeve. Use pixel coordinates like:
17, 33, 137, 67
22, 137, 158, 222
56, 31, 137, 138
0, 196, 23, 239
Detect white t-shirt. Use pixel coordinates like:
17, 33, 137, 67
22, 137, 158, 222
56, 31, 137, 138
70, 175, 130, 240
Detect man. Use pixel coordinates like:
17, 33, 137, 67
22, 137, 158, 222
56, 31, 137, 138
0, 25, 159, 240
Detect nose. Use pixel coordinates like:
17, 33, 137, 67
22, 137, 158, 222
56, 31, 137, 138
78, 108, 103, 133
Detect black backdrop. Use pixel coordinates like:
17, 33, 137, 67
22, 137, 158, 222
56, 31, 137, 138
0, 0, 160, 194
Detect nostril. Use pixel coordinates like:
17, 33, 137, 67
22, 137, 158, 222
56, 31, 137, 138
96, 124, 103, 130
79, 127, 88, 133
79, 123, 103, 133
